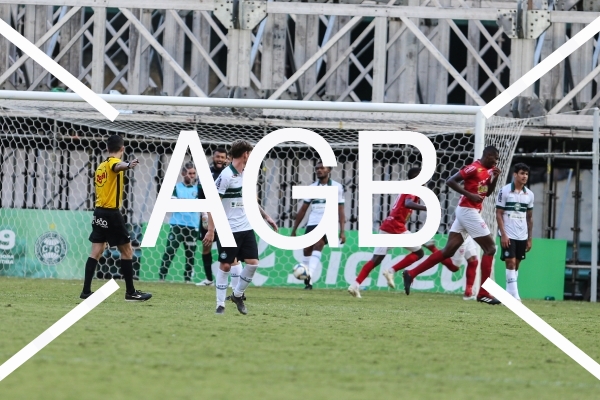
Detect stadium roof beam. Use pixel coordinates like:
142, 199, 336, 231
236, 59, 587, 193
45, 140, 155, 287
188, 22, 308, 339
1, 0, 600, 24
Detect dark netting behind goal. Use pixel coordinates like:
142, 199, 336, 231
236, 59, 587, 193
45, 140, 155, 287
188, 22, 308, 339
0, 99, 525, 294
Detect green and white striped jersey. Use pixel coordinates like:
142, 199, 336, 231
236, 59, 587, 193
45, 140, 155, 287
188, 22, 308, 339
495, 182, 534, 240
214, 164, 251, 233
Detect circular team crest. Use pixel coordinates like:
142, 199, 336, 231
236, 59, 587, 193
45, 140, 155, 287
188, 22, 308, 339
514, 203, 521, 211
505, 250, 510, 257
220, 252, 227, 259
95, 165, 108, 188
35, 232, 68, 265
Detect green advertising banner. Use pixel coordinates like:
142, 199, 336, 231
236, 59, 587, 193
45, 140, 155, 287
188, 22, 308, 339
141, 226, 470, 294
0, 209, 93, 279
0, 208, 568, 300
493, 238, 566, 300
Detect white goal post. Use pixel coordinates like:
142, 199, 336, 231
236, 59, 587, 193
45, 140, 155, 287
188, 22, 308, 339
0, 90, 525, 295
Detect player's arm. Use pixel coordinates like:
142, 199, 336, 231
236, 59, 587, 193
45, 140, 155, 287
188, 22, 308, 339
338, 184, 346, 244
526, 209, 533, 252
202, 175, 227, 246
258, 198, 278, 232
496, 208, 509, 248
446, 171, 483, 203
485, 167, 502, 195
112, 159, 139, 173
338, 204, 346, 244
291, 201, 311, 236
496, 187, 509, 248
404, 197, 426, 211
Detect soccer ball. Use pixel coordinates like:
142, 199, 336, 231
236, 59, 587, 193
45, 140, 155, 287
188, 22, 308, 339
293, 264, 310, 281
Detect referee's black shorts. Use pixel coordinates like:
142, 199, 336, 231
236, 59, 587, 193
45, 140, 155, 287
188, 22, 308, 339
500, 239, 527, 261
88, 207, 130, 247
215, 230, 258, 264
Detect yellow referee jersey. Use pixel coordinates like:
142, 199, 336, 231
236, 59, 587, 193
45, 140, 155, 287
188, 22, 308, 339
94, 157, 124, 209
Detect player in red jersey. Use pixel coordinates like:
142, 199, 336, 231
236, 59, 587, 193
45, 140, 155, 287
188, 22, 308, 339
348, 168, 459, 298
402, 146, 502, 305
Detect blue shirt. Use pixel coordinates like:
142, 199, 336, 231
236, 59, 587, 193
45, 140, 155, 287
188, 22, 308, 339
169, 182, 200, 228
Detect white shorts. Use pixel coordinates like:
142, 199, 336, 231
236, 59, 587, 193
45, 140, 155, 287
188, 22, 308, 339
450, 236, 479, 266
373, 230, 421, 255
450, 206, 490, 240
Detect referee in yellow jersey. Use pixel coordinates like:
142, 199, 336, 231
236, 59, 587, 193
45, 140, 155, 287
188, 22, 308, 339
80, 135, 152, 302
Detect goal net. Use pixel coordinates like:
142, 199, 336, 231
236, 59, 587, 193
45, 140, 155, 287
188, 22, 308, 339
0, 96, 525, 296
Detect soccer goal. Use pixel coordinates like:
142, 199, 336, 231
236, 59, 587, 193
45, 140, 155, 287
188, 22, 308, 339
0, 91, 525, 295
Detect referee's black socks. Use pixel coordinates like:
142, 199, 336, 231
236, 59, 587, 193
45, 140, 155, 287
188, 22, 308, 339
83, 257, 98, 293
121, 259, 136, 293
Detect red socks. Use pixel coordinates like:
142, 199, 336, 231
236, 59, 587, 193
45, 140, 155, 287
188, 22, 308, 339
391, 252, 421, 272
441, 258, 459, 272
426, 243, 458, 272
477, 254, 494, 297
465, 259, 478, 288
356, 260, 376, 284
408, 250, 444, 278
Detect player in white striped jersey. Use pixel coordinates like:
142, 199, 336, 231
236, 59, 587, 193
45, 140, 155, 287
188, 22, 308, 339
496, 163, 534, 301
291, 160, 346, 289
203, 139, 278, 315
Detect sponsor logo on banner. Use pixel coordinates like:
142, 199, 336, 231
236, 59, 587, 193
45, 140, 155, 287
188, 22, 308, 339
35, 232, 68, 266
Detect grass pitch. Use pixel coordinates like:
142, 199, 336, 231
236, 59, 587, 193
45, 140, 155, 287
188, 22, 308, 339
1, 277, 599, 400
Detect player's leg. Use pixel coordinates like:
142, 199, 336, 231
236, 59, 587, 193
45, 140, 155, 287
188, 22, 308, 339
182, 227, 197, 282
303, 244, 314, 268
197, 227, 215, 286
80, 242, 106, 299
305, 237, 326, 290
463, 255, 479, 300
159, 225, 182, 281
108, 211, 151, 301
230, 231, 260, 315
471, 230, 499, 305
117, 241, 152, 301
502, 239, 525, 301
424, 241, 460, 272
348, 253, 386, 298
383, 234, 425, 288
82, 210, 110, 298
227, 259, 245, 300
402, 225, 465, 295
214, 234, 238, 314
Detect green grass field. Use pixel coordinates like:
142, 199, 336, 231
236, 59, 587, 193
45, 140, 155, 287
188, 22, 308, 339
1, 277, 600, 400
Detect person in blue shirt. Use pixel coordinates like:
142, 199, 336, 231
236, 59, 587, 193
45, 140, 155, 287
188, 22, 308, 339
159, 162, 200, 282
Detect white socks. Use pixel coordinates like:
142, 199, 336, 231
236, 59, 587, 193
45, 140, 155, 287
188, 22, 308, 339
230, 262, 242, 289
506, 269, 520, 300
234, 264, 258, 298
216, 268, 230, 307
308, 251, 321, 279
302, 256, 310, 266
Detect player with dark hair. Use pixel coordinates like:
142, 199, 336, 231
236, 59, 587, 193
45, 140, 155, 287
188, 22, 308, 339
196, 146, 229, 286
402, 146, 502, 305
158, 162, 200, 282
203, 139, 278, 315
291, 160, 346, 290
80, 134, 152, 301
496, 162, 534, 301
348, 168, 459, 298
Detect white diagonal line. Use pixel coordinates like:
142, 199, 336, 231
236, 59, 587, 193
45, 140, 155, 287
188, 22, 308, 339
0, 18, 119, 122
481, 15, 600, 118
482, 279, 600, 380
0, 279, 119, 382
